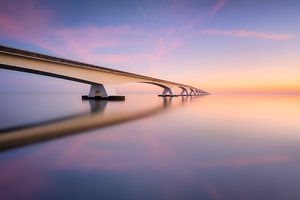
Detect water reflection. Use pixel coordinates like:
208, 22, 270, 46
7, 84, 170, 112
0, 95, 300, 200
0, 95, 197, 151
88, 99, 108, 113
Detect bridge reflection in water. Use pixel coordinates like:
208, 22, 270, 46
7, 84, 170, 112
0, 95, 202, 152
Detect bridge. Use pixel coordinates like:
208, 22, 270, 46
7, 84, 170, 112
0, 45, 209, 99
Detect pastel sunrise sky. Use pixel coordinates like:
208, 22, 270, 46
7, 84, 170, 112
0, 0, 299, 94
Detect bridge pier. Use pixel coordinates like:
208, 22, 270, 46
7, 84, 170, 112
158, 87, 178, 97
190, 88, 196, 96
82, 84, 125, 101
179, 87, 189, 96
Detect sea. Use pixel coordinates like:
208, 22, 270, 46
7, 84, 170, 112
0, 93, 300, 200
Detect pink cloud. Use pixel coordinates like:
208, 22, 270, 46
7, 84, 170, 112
0, 0, 51, 40
38, 25, 141, 64
145, 29, 183, 62
209, 0, 226, 16
0, 6, 183, 66
201, 29, 296, 41
0, 0, 188, 67
0, 0, 227, 69
44, 26, 184, 65
56, 25, 140, 49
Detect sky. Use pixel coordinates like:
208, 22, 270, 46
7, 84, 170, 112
0, 0, 299, 94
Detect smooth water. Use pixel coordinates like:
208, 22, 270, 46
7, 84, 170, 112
0, 94, 300, 200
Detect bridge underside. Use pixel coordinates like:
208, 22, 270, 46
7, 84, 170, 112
0, 63, 209, 100
83, 83, 208, 100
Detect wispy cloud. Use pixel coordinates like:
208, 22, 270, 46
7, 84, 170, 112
209, 0, 226, 16
0, 1, 185, 67
0, 4, 183, 69
201, 29, 296, 41
0, 0, 51, 40
0, 9, 172, 66
0, 0, 228, 69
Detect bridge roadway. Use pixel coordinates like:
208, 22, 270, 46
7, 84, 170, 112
0, 45, 209, 99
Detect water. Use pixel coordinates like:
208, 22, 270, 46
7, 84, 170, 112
0, 94, 300, 200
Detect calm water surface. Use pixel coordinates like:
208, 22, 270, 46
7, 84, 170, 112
0, 94, 300, 200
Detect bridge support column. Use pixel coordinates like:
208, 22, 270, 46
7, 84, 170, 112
158, 87, 177, 97
190, 88, 196, 96
82, 84, 125, 101
179, 87, 189, 96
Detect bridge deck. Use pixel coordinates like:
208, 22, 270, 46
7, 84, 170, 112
0, 45, 195, 89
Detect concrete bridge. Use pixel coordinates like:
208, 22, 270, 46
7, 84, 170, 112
0, 45, 209, 99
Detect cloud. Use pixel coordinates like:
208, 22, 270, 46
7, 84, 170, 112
209, 0, 226, 16
35, 25, 142, 64
201, 29, 296, 41
0, 0, 226, 69
0, 1, 50, 40
0, 3, 183, 67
